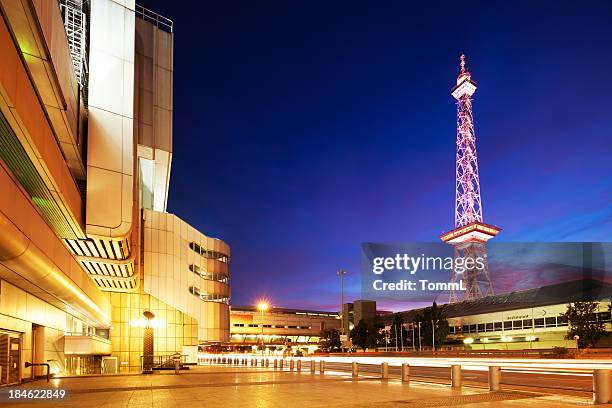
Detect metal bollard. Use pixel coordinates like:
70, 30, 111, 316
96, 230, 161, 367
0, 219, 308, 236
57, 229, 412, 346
488, 366, 501, 391
451, 364, 462, 388
279, 359, 284, 369
274, 359, 278, 369
593, 369, 611, 404
297, 360, 302, 372
290, 360, 295, 370
319, 360, 325, 374
352, 362, 358, 378
381, 362, 389, 380
265, 359, 269, 367
401, 363, 410, 383
310, 360, 316, 373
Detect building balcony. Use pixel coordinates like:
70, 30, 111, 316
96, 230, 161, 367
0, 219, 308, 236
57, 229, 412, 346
63, 333, 111, 355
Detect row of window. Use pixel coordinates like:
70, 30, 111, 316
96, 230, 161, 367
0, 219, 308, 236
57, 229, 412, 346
233, 323, 312, 329
188, 286, 229, 305
189, 264, 229, 284
448, 311, 612, 334
189, 242, 229, 263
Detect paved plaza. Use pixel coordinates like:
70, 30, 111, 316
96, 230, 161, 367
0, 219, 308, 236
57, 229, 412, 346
5, 366, 598, 407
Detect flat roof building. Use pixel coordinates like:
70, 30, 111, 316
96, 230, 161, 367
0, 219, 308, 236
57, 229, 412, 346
383, 279, 612, 350
227, 306, 340, 354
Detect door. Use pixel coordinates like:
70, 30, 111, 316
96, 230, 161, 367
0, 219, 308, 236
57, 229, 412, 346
0, 330, 21, 385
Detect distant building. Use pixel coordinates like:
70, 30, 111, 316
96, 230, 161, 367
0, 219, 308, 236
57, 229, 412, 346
343, 300, 377, 333
383, 279, 612, 349
227, 306, 340, 353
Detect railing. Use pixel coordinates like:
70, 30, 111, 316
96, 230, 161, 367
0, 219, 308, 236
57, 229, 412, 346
135, 4, 173, 33
198, 353, 612, 404
140, 354, 187, 372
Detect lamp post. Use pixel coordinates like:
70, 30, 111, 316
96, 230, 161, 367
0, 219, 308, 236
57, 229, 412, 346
257, 301, 269, 355
417, 322, 422, 352
336, 270, 347, 335
431, 319, 436, 352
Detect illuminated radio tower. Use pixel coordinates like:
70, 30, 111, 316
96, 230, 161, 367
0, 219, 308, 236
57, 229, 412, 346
441, 54, 501, 303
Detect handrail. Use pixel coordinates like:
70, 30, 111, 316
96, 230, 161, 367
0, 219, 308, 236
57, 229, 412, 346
135, 4, 173, 33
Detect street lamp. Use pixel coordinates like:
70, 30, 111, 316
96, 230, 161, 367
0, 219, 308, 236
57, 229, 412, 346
336, 270, 347, 335
417, 321, 422, 352
257, 301, 269, 355
431, 319, 436, 352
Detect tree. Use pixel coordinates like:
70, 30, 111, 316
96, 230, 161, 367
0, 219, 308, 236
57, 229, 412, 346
367, 317, 386, 349
415, 302, 449, 348
318, 328, 342, 352
389, 314, 409, 350
350, 319, 369, 351
563, 301, 605, 348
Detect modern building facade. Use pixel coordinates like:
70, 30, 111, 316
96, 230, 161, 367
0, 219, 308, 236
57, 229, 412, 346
228, 306, 340, 353
384, 279, 612, 350
0, 0, 229, 383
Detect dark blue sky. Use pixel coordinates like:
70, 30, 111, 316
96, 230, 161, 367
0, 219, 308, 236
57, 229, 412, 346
141, 1, 612, 311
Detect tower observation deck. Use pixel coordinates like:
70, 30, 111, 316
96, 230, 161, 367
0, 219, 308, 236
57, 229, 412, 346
441, 54, 500, 303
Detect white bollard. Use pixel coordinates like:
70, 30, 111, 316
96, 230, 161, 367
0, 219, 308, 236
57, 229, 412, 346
593, 369, 611, 404
381, 362, 389, 380
401, 363, 410, 383
488, 366, 501, 391
451, 364, 462, 388
352, 362, 358, 378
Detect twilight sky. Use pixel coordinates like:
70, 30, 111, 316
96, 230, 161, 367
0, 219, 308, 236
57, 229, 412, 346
141, 0, 612, 311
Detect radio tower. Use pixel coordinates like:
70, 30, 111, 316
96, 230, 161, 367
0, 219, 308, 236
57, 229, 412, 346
441, 54, 501, 303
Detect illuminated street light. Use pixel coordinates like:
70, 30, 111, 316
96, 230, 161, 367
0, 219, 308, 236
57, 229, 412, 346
257, 301, 269, 355
463, 337, 474, 344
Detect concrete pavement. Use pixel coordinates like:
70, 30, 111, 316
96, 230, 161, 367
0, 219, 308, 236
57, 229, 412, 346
6, 366, 597, 407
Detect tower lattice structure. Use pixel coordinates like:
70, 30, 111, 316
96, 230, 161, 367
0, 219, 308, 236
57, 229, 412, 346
441, 54, 500, 303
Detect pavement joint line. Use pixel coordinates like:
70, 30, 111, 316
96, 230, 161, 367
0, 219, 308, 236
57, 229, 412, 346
62, 376, 383, 394
324, 391, 543, 408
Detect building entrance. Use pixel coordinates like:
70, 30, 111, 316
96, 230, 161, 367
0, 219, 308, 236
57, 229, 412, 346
0, 330, 21, 385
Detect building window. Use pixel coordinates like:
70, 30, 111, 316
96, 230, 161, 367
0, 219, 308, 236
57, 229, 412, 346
523, 319, 533, 329
248, 324, 258, 328
263, 325, 272, 328
233, 324, 244, 327
494, 322, 502, 330
188, 286, 229, 304
189, 242, 229, 263
503, 321, 512, 330
477, 323, 485, 332
533, 318, 544, 328
512, 320, 522, 330
557, 315, 568, 326
545, 317, 556, 327
189, 264, 229, 284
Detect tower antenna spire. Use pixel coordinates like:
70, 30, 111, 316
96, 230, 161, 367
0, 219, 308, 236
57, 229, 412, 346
441, 54, 501, 303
